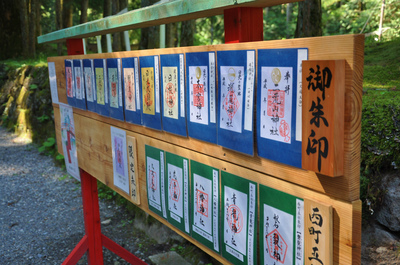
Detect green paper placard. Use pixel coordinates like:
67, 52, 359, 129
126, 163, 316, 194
165, 152, 190, 235
221, 171, 257, 265
145, 145, 167, 219
190, 160, 220, 254
259, 184, 304, 265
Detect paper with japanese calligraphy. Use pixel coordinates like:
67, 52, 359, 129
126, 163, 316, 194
165, 152, 190, 235
257, 48, 308, 168
122, 57, 141, 125
160, 54, 187, 136
186, 52, 217, 144
146, 145, 167, 219
107, 58, 124, 121
259, 184, 304, 265
73, 59, 86, 110
140, 56, 162, 130
94, 59, 109, 117
221, 171, 257, 265
48, 62, 59, 104
127, 136, 140, 204
217, 50, 255, 155
83, 59, 97, 113
59, 103, 80, 181
110, 126, 129, 194
190, 160, 220, 253
65, 59, 75, 107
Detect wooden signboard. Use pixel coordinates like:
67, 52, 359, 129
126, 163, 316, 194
48, 34, 363, 264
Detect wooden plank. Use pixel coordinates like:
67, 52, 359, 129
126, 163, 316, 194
302, 60, 345, 177
304, 199, 333, 265
49, 34, 364, 201
67, 112, 361, 264
37, 0, 300, 44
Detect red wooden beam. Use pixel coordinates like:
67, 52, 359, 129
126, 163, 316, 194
102, 234, 147, 265
62, 235, 89, 265
224, 7, 264, 43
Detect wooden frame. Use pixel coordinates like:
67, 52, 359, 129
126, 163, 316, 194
49, 34, 363, 264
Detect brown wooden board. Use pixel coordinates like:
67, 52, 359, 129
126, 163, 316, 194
48, 34, 364, 202
302, 60, 345, 177
52, 106, 361, 264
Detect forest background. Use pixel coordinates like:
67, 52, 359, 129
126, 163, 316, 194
0, 0, 399, 224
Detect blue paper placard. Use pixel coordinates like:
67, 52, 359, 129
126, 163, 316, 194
82, 59, 96, 113
256, 48, 308, 168
160, 54, 187, 137
217, 50, 256, 155
107, 58, 124, 121
185, 52, 217, 144
72, 59, 87, 110
122, 57, 142, 125
93, 59, 109, 117
65, 59, 75, 107
139, 55, 162, 131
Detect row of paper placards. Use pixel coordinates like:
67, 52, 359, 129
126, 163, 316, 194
60, 49, 308, 169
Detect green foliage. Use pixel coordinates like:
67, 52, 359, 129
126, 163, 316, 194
264, 4, 298, 40
194, 15, 225, 46
97, 181, 129, 206
37, 114, 50, 122
38, 136, 57, 155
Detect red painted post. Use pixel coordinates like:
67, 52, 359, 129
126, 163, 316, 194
66, 38, 85, 55
224, 7, 264, 43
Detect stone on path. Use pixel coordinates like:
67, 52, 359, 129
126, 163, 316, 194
149, 251, 190, 265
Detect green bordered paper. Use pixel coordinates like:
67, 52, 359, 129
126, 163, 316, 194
259, 184, 304, 265
145, 145, 167, 219
190, 160, 220, 254
221, 171, 257, 265
165, 152, 190, 235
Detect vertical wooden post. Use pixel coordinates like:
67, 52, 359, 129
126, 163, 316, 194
223, 7, 264, 43
66, 38, 85, 55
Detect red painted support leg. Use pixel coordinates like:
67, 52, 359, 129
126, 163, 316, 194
62, 169, 146, 265
66, 38, 85, 55
224, 7, 264, 43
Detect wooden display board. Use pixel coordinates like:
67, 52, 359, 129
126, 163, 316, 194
49, 34, 363, 264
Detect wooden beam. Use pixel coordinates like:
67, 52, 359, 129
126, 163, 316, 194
38, 0, 301, 44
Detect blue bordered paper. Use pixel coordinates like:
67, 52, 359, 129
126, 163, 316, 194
140, 55, 162, 130
65, 59, 76, 107
122, 57, 141, 125
82, 59, 96, 113
72, 59, 87, 110
107, 58, 124, 121
160, 54, 187, 136
185, 52, 217, 144
217, 50, 256, 155
256, 48, 308, 168
93, 59, 109, 117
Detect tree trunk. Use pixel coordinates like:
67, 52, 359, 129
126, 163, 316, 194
19, 0, 29, 57
63, 0, 74, 28
112, 0, 121, 51
36, 0, 42, 37
166, 23, 177, 48
80, 0, 88, 24
119, 0, 128, 50
55, 0, 63, 55
294, 0, 322, 38
29, 0, 37, 58
102, 0, 112, 52
140, 0, 159, 49
180, 20, 194, 47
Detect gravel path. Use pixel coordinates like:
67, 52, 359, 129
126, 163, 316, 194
0, 127, 154, 265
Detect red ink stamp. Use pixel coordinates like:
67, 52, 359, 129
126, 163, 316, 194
223, 90, 240, 119
149, 169, 157, 192
169, 179, 180, 202
193, 84, 204, 108
279, 120, 290, 142
227, 204, 243, 234
267, 90, 285, 118
266, 229, 288, 263
165, 83, 176, 108
66, 67, 73, 97
196, 190, 209, 217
